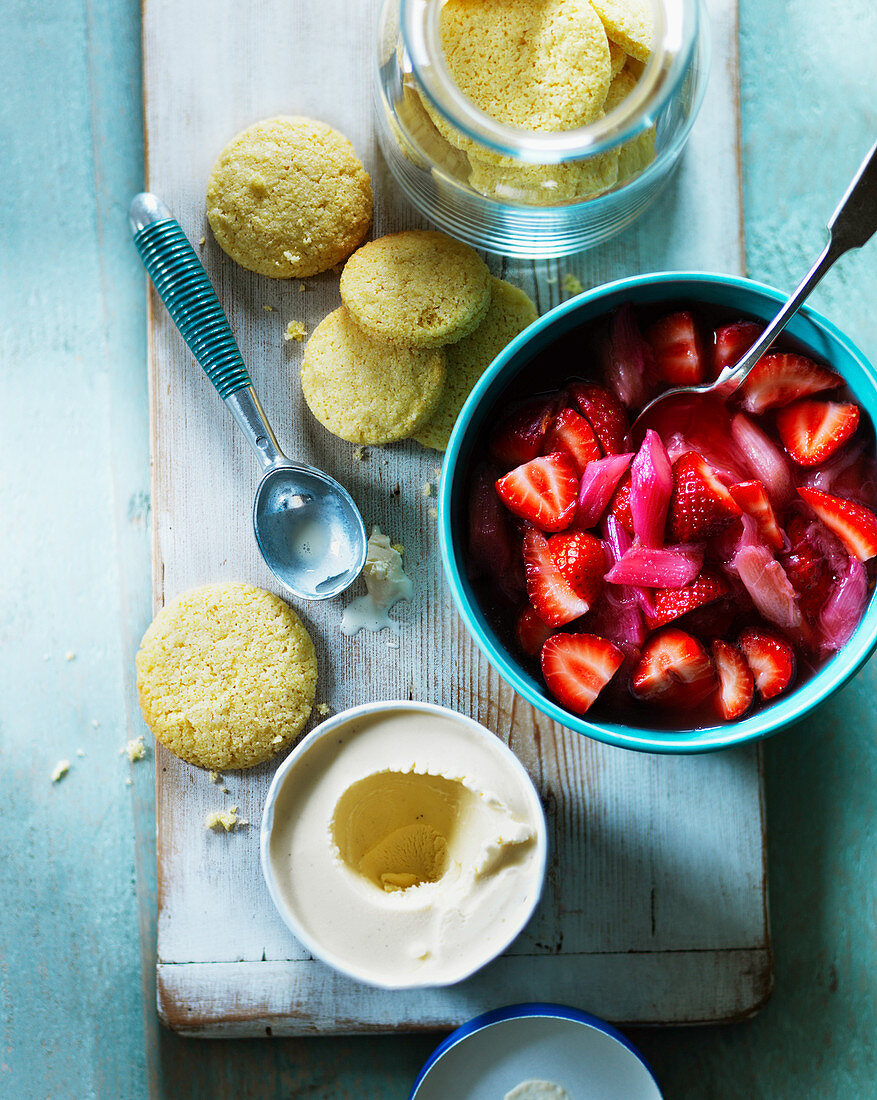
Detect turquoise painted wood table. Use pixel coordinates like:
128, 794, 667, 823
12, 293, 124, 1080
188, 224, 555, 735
1, 0, 874, 1096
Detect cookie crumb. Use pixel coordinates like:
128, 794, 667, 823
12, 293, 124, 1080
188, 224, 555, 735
317, 702, 332, 717
125, 777, 133, 787
264, 304, 275, 312
65, 651, 76, 662
428, 506, 438, 518
76, 749, 85, 758
353, 446, 366, 460
298, 281, 308, 292
91, 719, 100, 729
210, 770, 221, 784
122, 735, 147, 762
51, 760, 70, 783
562, 273, 584, 296
284, 320, 307, 342
198, 236, 206, 246
221, 786, 230, 794
391, 543, 404, 556
205, 808, 247, 832
422, 483, 432, 498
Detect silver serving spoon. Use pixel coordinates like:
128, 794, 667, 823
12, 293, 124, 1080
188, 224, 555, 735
129, 193, 366, 601
633, 141, 877, 434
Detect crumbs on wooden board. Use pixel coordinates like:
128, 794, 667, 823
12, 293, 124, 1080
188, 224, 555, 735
51, 760, 70, 783
284, 320, 307, 342
205, 806, 248, 832
121, 735, 147, 762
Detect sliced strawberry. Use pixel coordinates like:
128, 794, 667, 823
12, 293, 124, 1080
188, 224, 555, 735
646, 311, 706, 385
738, 353, 843, 415
648, 571, 729, 630
798, 487, 877, 562
780, 516, 834, 619
738, 628, 795, 700
630, 627, 716, 709
609, 471, 635, 535
495, 453, 578, 533
668, 452, 742, 542
542, 407, 601, 476
729, 480, 784, 550
548, 530, 606, 607
522, 527, 591, 627
712, 640, 754, 720
541, 633, 624, 715
713, 320, 764, 377
568, 382, 630, 455
489, 396, 558, 469
515, 606, 554, 658
775, 399, 860, 466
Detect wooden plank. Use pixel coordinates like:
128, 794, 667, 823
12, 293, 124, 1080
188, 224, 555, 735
143, 0, 768, 1033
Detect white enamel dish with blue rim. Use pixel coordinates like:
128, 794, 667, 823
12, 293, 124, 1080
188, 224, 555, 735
410, 1003, 662, 1099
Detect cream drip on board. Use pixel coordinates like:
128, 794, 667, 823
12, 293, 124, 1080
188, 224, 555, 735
341, 527, 413, 635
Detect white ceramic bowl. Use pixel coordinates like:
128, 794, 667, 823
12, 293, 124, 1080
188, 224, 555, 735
260, 701, 548, 989
410, 1003, 662, 1099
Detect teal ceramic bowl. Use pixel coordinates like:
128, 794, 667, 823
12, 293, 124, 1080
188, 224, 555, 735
439, 272, 877, 753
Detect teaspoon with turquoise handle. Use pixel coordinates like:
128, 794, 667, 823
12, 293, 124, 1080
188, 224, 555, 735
129, 193, 367, 601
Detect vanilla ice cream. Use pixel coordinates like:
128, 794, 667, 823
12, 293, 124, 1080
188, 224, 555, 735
341, 527, 413, 635
263, 703, 546, 987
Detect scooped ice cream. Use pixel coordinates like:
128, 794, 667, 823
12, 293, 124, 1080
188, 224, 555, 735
264, 704, 546, 987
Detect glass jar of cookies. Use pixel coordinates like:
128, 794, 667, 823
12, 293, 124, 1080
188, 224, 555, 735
375, 0, 709, 257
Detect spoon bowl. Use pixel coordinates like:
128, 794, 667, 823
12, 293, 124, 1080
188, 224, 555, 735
254, 464, 366, 600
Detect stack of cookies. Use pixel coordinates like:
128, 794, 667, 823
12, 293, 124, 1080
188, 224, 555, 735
301, 229, 537, 451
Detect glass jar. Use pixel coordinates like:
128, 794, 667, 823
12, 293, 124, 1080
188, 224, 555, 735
375, 0, 709, 257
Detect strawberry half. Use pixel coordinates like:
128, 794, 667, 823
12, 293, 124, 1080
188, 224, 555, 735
515, 606, 554, 658
713, 320, 764, 377
548, 530, 606, 607
739, 353, 843, 414
797, 487, 877, 562
712, 640, 754, 720
738, 628, 795, 700
646, 311, 706, 385
496, 453, 578, 533
609, 471, 635, 535
630, 627, 716, 709
775, 399, 860, 466
668, 452, 742, 542
523, 527, 591, 627
541, 633, 624, 715
729, 480, 784, 550
542, 407, 601, 476
648, 571, 729, 630
489, 396, 558, 469
568, 381, 630, 455
780, 516, 834, 619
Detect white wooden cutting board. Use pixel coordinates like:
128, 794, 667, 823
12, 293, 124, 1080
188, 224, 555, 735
142, 0, 771, 1036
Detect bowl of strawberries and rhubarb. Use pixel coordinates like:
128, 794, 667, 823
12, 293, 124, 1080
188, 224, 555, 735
439, 273, 877, 753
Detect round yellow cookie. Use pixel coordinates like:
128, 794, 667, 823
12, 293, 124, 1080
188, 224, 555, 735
301, 307, 446, 444
339, 230, 491, 348
136, 583, 317, 771
440, 0, 611, 131
206, 116, 372, 278
590, 0, 654, 64
413, 278, 538, 451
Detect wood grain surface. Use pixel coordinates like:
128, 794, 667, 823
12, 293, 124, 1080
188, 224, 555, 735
142, 0, 771, 1034
4, 0, 877, 1095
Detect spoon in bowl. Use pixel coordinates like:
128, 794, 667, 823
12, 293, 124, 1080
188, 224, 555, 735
633, 140, 877, 435
129, 193, 367, 601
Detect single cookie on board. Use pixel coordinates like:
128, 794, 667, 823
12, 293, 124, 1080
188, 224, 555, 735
301, 307, 446, 444
206, 116, 372, 278
339, 230, 491, 348
413, 278, 538, 451
440, 0, 611, 131
590, 0, 654, 63
136, 583, 317, 771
